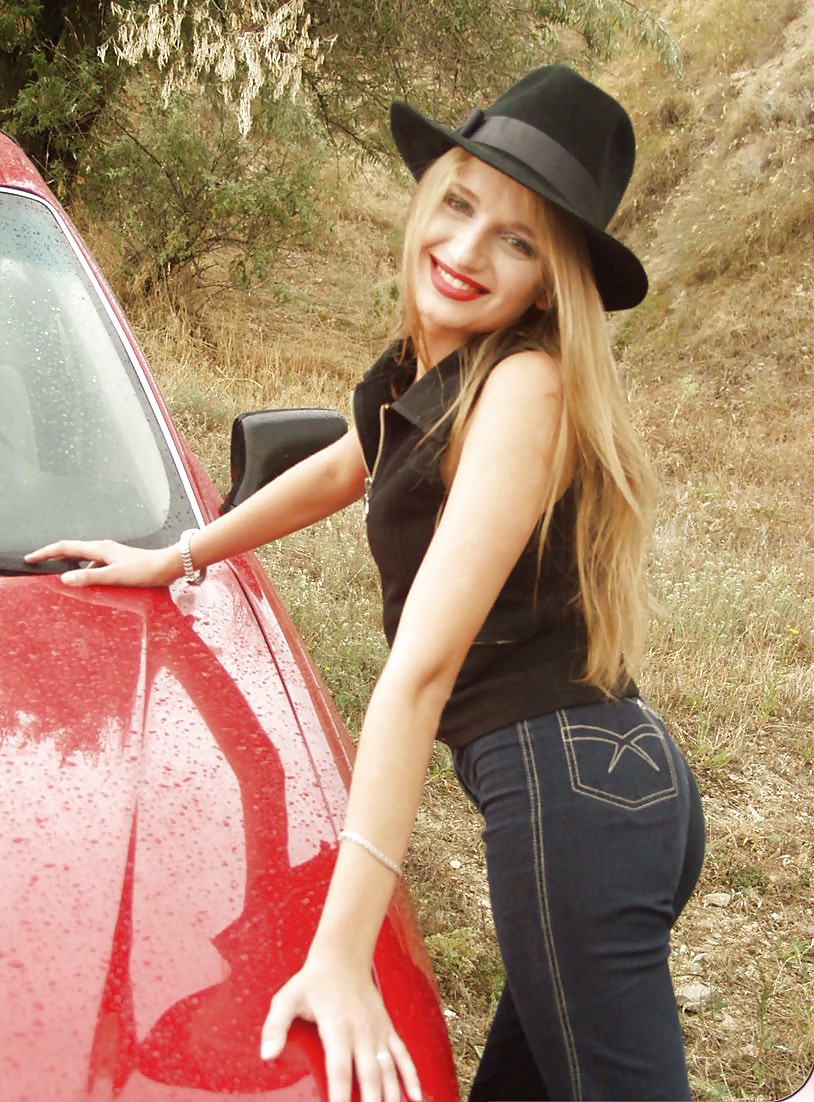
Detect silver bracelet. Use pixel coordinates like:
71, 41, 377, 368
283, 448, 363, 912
339, 829, 402, 877
178, 528, 205, 585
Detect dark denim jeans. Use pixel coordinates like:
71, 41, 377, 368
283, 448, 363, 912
453, 697, 705, 1102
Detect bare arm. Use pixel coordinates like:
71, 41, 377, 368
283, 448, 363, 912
24, 428, 368, 587
261, 350, 567, 1102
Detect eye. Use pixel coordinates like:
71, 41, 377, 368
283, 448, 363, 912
503, 233, 536, 258
443, 189, 471, 214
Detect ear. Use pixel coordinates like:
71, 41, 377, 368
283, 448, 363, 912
534, 289, 552, 312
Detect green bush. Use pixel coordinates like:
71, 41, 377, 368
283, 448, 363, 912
78, 81, 329, 297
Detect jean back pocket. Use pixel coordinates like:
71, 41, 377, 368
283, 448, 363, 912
557, 699, 678, 810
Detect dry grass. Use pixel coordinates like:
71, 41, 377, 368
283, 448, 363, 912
106, 1, 814, 1097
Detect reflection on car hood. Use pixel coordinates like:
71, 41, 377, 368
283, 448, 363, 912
0, 567, 341, 1100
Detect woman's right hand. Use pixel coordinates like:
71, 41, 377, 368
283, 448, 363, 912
261, 954, 422, 1102
24, 538, 183, 588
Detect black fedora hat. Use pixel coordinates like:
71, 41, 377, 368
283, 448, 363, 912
390, 65, 647, 311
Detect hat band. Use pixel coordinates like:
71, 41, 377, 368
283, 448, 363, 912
460, 114, 606, 227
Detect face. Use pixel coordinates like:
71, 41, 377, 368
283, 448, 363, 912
411, 155, 549, 366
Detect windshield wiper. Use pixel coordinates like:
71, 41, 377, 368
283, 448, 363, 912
0, 555, 83, 576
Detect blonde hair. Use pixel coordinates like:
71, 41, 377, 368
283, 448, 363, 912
397, 147, 657, 692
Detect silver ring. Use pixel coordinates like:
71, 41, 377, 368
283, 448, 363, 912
375, 1051, 390, 1063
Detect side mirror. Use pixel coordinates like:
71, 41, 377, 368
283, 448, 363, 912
220, 408, 348, 514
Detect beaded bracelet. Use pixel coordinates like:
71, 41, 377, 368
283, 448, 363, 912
339, 829, 403, 877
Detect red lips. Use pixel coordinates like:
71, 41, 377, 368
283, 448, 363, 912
429, 255, 489, 301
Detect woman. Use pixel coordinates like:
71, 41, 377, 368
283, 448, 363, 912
28, 66, 705, 1102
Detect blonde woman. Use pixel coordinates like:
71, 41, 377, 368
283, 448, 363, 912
29, 66, 705, 1102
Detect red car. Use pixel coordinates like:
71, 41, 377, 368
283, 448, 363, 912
0, 130, 458, 1102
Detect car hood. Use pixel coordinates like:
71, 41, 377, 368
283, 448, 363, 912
0, 568, 345, 1101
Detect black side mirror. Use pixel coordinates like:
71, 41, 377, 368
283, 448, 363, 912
220, 408, 348, 514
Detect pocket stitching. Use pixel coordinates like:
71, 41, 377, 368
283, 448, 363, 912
557, 709, 679, 811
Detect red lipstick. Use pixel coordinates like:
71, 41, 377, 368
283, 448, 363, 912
429, 256, 489, 301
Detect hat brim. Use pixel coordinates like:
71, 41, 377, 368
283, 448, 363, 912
391, 101, 647, 312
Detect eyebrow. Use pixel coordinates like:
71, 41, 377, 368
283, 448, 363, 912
452, 180, 537, 239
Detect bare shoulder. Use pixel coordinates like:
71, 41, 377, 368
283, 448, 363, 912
479, 348, 562, 408
471, 349, 563, 436
445, 349, 564, 483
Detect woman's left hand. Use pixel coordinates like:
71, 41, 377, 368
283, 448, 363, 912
260, 956, 422, 1102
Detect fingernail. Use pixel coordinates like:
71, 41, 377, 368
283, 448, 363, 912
260, 1039, 279, 1061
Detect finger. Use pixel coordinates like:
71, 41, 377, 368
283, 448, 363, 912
374, 1048, 403, 1102
388, 1034, 422, 1102
354, 1048, 389, 1102
61, 563, 116, 588
24, 540, 99, 563
260, 986, 301, 1062
321, 1034, 353, 1102
24, 542, 72, 563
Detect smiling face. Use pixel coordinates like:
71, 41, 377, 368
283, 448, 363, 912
407, 152, 550, 367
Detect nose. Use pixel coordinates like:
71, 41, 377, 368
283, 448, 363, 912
447, 218, 486, 271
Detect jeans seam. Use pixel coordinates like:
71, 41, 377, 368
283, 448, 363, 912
518, 720, 583, 1101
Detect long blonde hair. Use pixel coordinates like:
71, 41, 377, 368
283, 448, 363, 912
397, 147, 657, 692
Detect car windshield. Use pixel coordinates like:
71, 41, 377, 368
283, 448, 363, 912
0, 190, 197, 556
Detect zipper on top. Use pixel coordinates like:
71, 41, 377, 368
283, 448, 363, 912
363, 403, 388, 516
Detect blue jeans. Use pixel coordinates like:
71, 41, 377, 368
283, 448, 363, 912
453, 697, 705, 1101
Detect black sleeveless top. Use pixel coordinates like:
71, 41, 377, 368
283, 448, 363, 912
352, 344, 636, 749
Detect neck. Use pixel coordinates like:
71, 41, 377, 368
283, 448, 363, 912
411, 328, 466, 377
